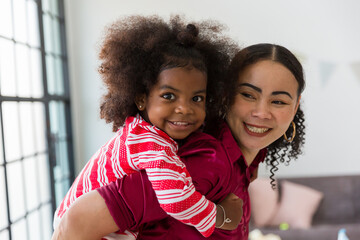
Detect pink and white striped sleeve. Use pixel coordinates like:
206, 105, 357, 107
126, 129, 216, 237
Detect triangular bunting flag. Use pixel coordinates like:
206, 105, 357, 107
318, 61, 336, 87
350, 62, 360, 85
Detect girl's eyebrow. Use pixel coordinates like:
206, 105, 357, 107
159, 85, 206, 94
194, 89, 206, 94
239, 83, 293, 99
159, 85, 179, 91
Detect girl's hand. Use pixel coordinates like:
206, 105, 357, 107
216, 193, 243, 230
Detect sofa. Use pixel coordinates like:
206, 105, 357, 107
249, 175, 360, 240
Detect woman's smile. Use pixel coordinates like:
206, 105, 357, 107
244, 123, 271, 136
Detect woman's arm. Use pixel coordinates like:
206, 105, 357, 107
51, 190, 119, 240
51, 170, 243, 239
51, 171, 167, 240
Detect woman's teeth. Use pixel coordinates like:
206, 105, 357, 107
246, 124, 269, 133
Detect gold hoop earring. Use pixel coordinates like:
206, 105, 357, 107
283, 121, 296, 143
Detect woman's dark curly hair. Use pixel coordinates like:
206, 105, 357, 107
98, 15, 238, 132
225, 43, 306, 188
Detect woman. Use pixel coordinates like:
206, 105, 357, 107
53, 43, 305, 240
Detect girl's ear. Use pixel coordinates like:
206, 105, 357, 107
135, 94, 146, 111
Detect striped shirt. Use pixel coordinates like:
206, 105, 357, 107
54, 114, 216, 238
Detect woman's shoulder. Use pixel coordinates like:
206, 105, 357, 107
180, 131, 220, 152
178, 131, 229, 166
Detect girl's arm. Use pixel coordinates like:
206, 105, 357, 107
130, 129, 243, 236
51, 190, 118, 240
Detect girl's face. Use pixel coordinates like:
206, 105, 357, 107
138, 67, 207, 140
226, 60, 300, 158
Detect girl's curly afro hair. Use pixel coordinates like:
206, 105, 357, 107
225, 43, 306, 188
98, 15, 238, 132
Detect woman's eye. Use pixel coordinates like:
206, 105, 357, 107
241, 93, 255, 99
192, 96, 204, 102
272, 100, 287, 105
162, 93, 175, 100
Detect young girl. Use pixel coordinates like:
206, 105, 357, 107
53, 15, 240, 239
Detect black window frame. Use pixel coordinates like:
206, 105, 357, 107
0, 0, 74, 239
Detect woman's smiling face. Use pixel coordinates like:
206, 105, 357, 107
226, 60, 301, 158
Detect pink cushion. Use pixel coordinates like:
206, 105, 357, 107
269, 180, 324, 229
249, 178, 279, 227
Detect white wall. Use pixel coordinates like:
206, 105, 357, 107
64, 0, 360, 178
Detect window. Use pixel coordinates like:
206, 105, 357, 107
0, 0, 74, 239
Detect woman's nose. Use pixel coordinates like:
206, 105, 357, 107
251, 101, 271, 119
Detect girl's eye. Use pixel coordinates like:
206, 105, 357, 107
161, 93, 175, 100
192, 96, 204, 102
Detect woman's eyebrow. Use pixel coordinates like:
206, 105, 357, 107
239, 83, 261, 93
239, 83, 293, 99
272, 91, 293, 99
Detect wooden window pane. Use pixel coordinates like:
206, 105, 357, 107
30, 49, 44, 98
46, 55, 56, 95
33, 103, 46, 153
13, 0, 27, 43
7, 161, 25, 221
0, 0, 13, 38
0, 117, 3, 164
50, 0, 59, 16
27, 0, 40, 48
19, 102, 35, 157
0, 230, 9, 240
0, 39, 16, 97
38, 154, 51, 203
53, 18, 61, 55
23, 157, 39, 211
54, 57, 64, 95
41, 203, 53, 239
43, 14, 54, 53
0, 166, 8, 229
10, 218, 27, 240
42, 0, 51, 13
28, 210, 41, 240
2, 102, 21, 162
16, 44, 31, 97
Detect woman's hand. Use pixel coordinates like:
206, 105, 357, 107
215, 193, 243, 230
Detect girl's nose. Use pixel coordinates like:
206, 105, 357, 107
175, 101, 194, 115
